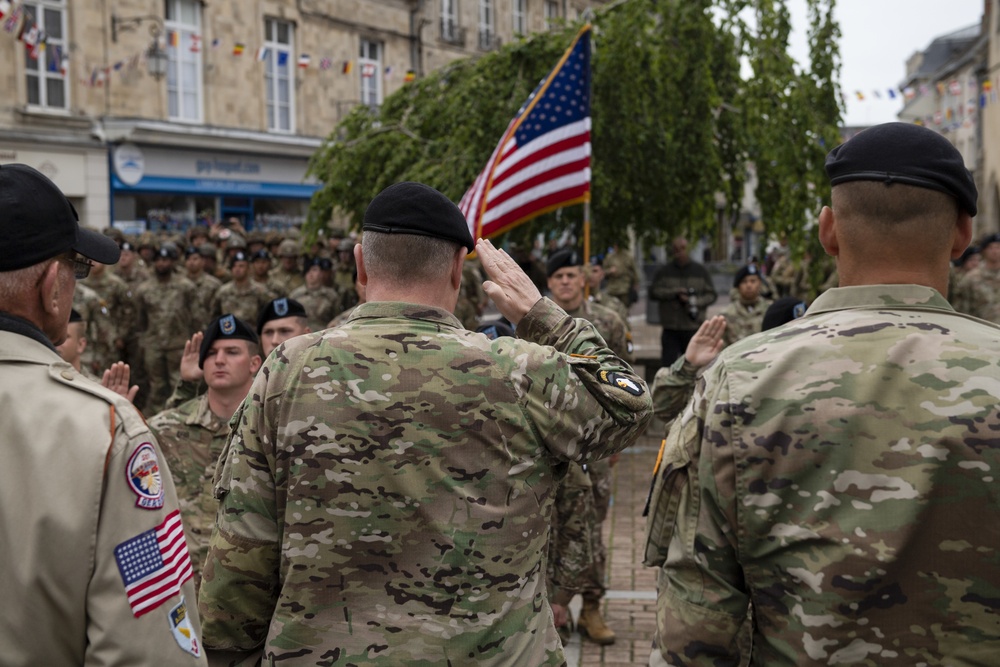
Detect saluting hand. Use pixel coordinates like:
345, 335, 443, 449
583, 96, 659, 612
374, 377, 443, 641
180, 331, 205, 382
477, 238, 543, 327
684, 315, 726, 368
101, 361, 139, 404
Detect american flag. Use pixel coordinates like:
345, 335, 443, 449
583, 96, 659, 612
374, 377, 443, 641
114, 509, 193, 618
460, 24, 591, 241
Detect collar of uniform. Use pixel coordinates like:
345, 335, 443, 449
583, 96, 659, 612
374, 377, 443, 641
0, 311, 59, 354
185, 393, 231, 433
346, 301, 463, 328
807, 284, 953, 317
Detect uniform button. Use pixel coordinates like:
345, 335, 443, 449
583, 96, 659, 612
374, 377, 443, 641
61, 370, 75, 380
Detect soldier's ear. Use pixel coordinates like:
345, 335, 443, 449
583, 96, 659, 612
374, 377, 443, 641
249, 355, 263, 375
451, 247, 467, 291
818, 206, 839, 258
950, 211, 974, 260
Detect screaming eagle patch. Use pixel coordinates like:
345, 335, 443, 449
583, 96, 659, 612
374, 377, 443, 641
126, 442, 164, 509
598, 370, 645, 396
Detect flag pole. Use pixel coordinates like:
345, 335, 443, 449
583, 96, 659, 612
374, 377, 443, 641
583, 199, 591, 299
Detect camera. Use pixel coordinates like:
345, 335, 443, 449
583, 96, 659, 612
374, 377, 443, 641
686, 287, 699, 320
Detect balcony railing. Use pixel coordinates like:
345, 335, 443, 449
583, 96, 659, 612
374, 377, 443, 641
440, 18, 466, 46
478, 29, 501, 51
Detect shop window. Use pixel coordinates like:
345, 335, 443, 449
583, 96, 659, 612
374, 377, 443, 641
359, 39, 382, 109
264, 18, 295, 133
513, 0, 527, 36
23, 1, 68, 110
165, 0, 203, 123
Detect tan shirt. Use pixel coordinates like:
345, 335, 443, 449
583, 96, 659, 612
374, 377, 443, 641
0, 327, 207, 666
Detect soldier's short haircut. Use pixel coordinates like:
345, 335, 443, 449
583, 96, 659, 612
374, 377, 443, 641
832, 181, 959, 228
361, 231, 461, 286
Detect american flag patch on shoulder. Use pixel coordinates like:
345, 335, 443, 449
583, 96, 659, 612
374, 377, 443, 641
114, 510, 193, 617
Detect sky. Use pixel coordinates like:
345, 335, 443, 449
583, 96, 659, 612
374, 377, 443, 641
786, 0, 986, 126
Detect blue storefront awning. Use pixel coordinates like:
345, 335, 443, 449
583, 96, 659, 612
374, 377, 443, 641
111, 174, 320, 199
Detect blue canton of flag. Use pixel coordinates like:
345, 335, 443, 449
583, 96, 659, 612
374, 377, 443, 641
460, 24, 592, 241
114, 509, 193, 618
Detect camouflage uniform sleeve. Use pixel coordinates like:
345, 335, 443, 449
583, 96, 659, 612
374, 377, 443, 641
649, 360, 748, 664
548, 463, 594, 606
165, 378, 204, 411
650, 355, 698, 423
197, 375, 281, 655
515, 298, 652, 464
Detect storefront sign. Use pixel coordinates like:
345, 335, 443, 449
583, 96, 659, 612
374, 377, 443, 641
113, 143, 146, 186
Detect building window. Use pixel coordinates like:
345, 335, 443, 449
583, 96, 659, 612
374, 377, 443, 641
478, 0, 495, 49
165, 0, 203, 122
544, 0, 559, 29
359, 39, 382, 109
512, 0, 527, 35
441, 0, 458, 41
264, 18, 294, 133
24, 1, 68, 110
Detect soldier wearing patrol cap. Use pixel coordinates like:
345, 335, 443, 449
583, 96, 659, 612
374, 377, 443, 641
256, 296, 310, 358
197, 181, 652, 665
289, 256, 342, 331
182, 245, 222, 327
646, 122, 1000, 665
135, 244, 201, 412
209, 250, 272, 326
149, 314, 261, 589
0, 164, 206, 664
270, 238, 305, 295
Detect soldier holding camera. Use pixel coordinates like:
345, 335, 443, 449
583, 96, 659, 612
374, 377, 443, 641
649, 236, 717, 365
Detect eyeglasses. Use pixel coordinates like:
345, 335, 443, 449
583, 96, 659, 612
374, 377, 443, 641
60, 253, 93, 280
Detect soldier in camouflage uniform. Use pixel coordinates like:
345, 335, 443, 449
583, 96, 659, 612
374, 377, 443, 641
110, 240, 150, 408
249, 248, 281, 300
289, 257, 342, 331
587, 255, 630, 324
81, 260, 131, 372
454, 258, 487, 330
148, 315, 261, 588
602, 243, 640, 307
720, 264, 772, 347
197, 182, 652, 666
257, 297, 311, 359
546, 248, 632, 646
182, 245, 222, 328
56, 309, 99, 380
645, 122, 1000, 666
270, 239, 305, 295
947, 244, 979, 313
209, 251, 272, 326
135, 246, 201, 412
955, 232, 1000, 322
333, 238, 359, 308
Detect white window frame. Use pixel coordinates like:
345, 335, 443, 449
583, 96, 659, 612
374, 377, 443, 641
359, 39, 382, 109
264, 18, 295, 133
165, 0, 203, 123
544, 0, 559, 29
478, 0, 494, 49
441, 0, 457, 41
24, 0, 69, 111
512, 0, 526, 36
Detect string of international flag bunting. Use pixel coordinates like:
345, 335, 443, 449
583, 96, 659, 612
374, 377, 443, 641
0, 0, 416, 88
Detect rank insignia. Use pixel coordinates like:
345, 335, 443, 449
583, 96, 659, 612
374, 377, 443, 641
126, 442, 164, 509
598, 370, 644, 396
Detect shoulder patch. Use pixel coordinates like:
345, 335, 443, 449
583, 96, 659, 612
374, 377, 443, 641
598, 369, 645, 396
126, 443, 165, 510
168, 597, 202, 658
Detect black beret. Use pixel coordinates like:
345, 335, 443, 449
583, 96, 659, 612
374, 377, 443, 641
229, 250, 249, 266
953, 245, 980, 267
546, 248, 581, 277
825, 122, 977, 216
199, 314, 259, 368
184, 245, 200, 258
981, 232, 1000, 247
363, 182, 474, 252
69, 308, 83, 323
256, 297, 308, 335
476, 319, 516, 340
303, 256, 333, 273
156, 246, 179, 260
0, 163, 120, 271
252, 249, 271, 261
120, 241, 136, 252
762, 297, 807, 332
733, 264, 761, 288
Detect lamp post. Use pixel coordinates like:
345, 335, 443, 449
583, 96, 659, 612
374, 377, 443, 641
111, 14, 168, 81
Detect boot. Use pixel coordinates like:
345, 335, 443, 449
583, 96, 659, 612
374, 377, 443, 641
577, 599, 616, 645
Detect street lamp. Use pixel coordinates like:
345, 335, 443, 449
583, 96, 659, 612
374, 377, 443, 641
110, 13, 168, 81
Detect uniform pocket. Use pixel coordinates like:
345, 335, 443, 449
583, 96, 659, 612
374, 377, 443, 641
642, 420, 693, 567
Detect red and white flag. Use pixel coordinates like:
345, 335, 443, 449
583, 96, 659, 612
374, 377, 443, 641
114, 509, 194, 618
459, 24, 591, 242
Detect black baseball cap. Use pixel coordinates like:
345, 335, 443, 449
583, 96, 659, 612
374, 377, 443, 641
363, 182, 475, 252
0, 163, 120, 271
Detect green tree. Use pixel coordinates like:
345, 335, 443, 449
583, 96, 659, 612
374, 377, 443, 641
305, 0, 841, 263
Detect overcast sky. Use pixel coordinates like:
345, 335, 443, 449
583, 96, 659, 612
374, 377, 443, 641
787, 0, 985, 126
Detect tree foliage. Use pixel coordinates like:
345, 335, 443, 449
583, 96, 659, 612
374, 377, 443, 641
305, 0, 842, 260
